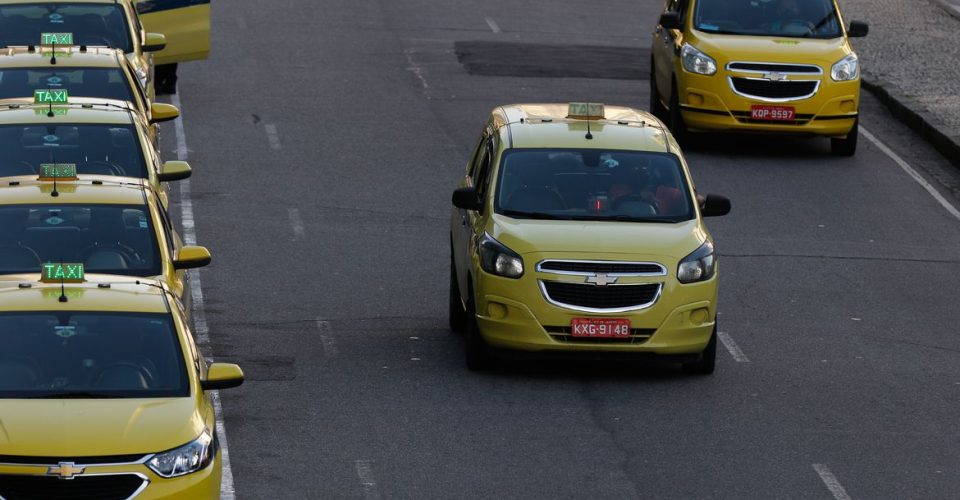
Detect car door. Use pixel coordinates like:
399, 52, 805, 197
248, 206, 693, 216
452, 130, 494, 301
653, 0, 689, 106
136, 0, 211, 65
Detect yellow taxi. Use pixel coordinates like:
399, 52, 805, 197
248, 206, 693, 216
0, 176, 211, 305
0, 94, 191, 205
650, 0, 868, 155
0, 45, 180, 141
0, 0, 210, 97
450, 103, 731, 372
0, 276, 242, 499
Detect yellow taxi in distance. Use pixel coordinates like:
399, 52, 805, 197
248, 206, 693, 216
0, 178, 211, 305
0, 98, 191, 205
450, 103, 731, 373
0, 45, 180, 141
0, 277, 242, 499
650, 0, 868, 155
0, 0, 211, 97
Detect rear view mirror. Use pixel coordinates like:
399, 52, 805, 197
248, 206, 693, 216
149, 103, 180, 124
659, 12, 682, 30
452, 187, 483, 212
848, 21, 869, 38
143, 33, 166, 52
201, 363, 244, 391
158, 161, 192, 182
174, 246, 211, 270
700, 194, 731, 217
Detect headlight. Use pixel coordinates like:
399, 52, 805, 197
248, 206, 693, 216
677, 241, 716, 284
478, 234, 524, 279
681, 44, 717, 75
831, 53, 859, 81
147, 430, 216, 478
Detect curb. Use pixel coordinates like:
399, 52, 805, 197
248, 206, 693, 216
861, 74, 960, 169
930, 0, 960, 21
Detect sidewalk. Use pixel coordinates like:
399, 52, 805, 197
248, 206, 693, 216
840, 0, 960, 165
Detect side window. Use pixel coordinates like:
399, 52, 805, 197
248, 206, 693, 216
465, 133, 486, 177
470, 140, 490, 188
126, 65, 149, 110
676, 0, 689, 20
154, 201, 177, 254
474, 138, 497, 200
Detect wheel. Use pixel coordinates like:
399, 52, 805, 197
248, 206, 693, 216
830, 118, 858, 157
448, 245, 466, 333
464, 290, 494, 371
649, 60, 667, 121
683, 324, 717, 375
668, 81, 689, 146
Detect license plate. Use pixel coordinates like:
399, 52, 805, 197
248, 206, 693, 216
750, 105, 795, 121
570, 318, 631, 338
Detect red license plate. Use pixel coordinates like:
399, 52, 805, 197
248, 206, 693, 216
750, 105, 795, 121
570, 318, 631, 338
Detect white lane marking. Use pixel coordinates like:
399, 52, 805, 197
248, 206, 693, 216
264, 123, 281, 150
718, 331, 749, 362
861, 126, 960, 222
287, 208, 305, 241
316, 319, 339, 358
403, 49, 430, 90
355, 460, 381, 500
171, 90, 236, 500
813, 464, 853, 500
484, 16, 502, 33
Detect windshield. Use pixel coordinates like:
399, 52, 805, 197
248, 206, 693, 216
0, 123, 147, 179
0, 204, 162, 276
0, 312, 187, 398
495, 149, 694, 222
0, 68, 136, 103
694, 0, 842, 38
0, 3, 132, 52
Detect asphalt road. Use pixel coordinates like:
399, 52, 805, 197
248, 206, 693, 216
160, 0, 960, 498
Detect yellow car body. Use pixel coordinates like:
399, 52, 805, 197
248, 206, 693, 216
450, 103, 730, 372
0, 279, 242, 499
651, 0, 868, 155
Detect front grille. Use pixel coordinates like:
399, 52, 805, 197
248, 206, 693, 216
544, 325, 655, 344
0, 455, 145, 466
538, 260, 664, 275
727, 62, 821, 73
730, 77, 818, 100
541, 281, 660, 310
0, 474, 145, 500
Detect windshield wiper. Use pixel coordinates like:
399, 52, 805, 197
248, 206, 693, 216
36, 391, 126, 399
501, 210, 573, 220
586, 215, 681, 223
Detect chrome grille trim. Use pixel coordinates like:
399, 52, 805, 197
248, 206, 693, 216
727, 77, 820, 103
726, 61, 823, 74
536, 259, 667, 277
538, 280, 663, 313
725, 61, 822, 102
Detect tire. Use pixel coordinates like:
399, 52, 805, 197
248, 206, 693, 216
448, 247, 466, 333
464, 290, 494, 371
649, 60, 667, 120
668, 81, 689, 146
683, 324, 717, 375
830, 118, 858, 157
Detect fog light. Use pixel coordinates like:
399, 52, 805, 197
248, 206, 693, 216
689, 308, 709, 325
840, 100, 856, 113
688, 92, 704, 107
487, 302, 507, 319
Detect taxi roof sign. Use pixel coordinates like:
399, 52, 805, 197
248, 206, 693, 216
41, 263, 84, 284
35, 88, 69, 105
39, 163, 78, 181
41, 33, 73, 46
567, 102, 605, 120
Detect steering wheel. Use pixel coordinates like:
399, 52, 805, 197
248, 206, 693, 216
611, 193, 658, 214
81, 160, 126, 177
90, 362, 154, 388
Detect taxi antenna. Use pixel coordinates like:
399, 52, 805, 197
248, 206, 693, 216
49, 150, 60, 197
585, 119, 593, 140
58, 260, 68, 302
50, 40, 56, 65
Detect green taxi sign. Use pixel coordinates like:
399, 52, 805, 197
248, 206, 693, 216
41, 263, 85, 284
41, 32, 73, 46
567, 102, 605, 120
39, 163, 78, 181
34, 89, 69, 105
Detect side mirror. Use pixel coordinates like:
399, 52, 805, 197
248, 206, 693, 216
174, 246, 211, 270
143, 32, 167, 52
701, 194, 731, 217
452, 187, 483, 212
659, 12, 682, 31
847, 21, 868, 38
158, 160, 192, 182
201, 363, 244, 391
149, 102, 180, 124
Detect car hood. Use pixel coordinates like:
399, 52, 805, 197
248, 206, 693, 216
689, 31, 849, 66
0, 397, 205, 457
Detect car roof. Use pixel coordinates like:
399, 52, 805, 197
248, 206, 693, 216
495, 104, 674, 153
0, 46, 126, 68
0, 103, 134, 124
0, 178, 151, 205
0, 280, 170, 313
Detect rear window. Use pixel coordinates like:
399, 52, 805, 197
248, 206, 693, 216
0, 204, 162, 277
0, 312, 188, 398
0, 3, 133, 52
0, 68, 135, 103
0, 123, 147, 179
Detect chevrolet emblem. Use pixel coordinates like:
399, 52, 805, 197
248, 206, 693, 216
48, 462, 85, 480
585, 273, 618, 286
764, 71, 788, 81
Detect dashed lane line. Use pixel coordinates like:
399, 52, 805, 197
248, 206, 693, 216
355, 460, 382, 500
813, 463, 853, 500
718, 331, 750, 362
288, 208, 305, 241
316, 319, 339, 358
264, 123, 281, 150
485, 16, 502, 33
